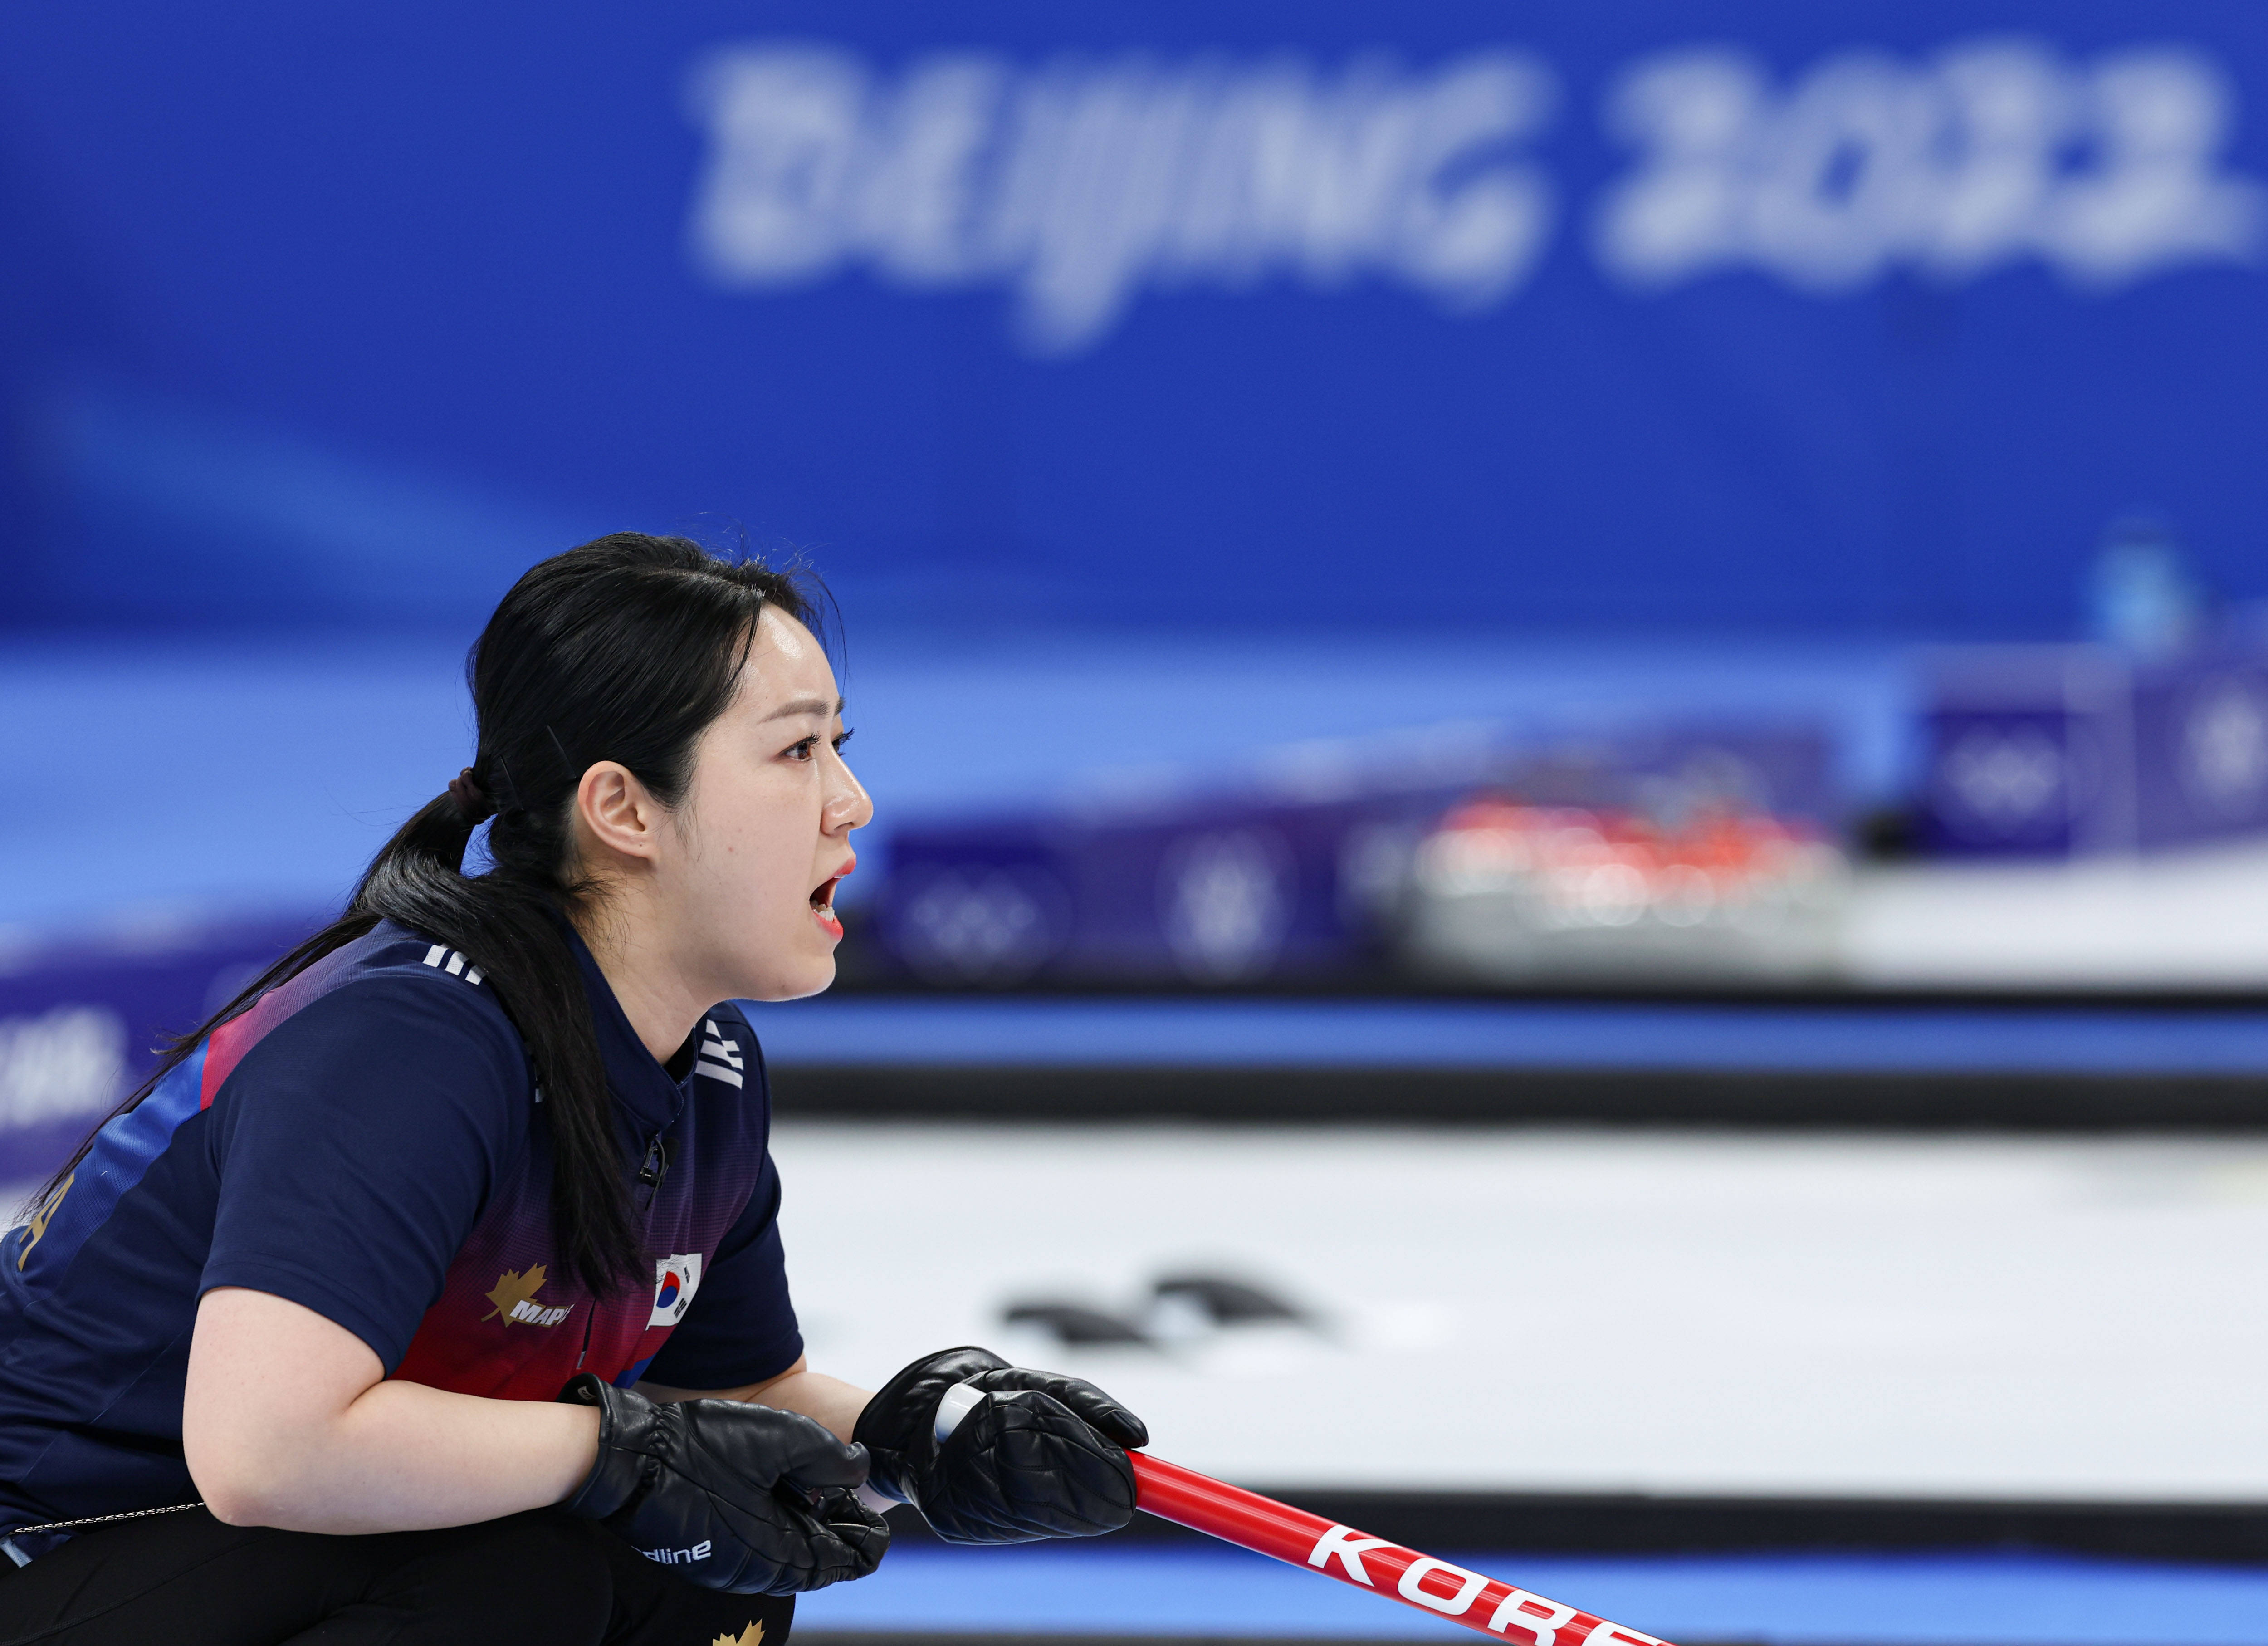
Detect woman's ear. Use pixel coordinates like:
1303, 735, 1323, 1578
574, 761, 663, 865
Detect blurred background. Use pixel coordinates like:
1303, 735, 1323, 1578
5, 1, 2268, 1641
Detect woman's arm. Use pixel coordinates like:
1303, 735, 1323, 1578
638, 1356, 872, 1442
183, 1286, 601, 1533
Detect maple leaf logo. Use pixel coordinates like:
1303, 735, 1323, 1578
713, 1626, 764, 1646
483, 1263, 549, 1325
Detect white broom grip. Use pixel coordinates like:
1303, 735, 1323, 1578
934, 1380, 986, 1443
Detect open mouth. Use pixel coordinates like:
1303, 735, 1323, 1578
810, 857, 854, 935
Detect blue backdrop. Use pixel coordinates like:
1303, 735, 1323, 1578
1, 1, 2263, 637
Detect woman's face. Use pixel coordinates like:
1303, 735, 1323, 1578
662, 605, 871, 1002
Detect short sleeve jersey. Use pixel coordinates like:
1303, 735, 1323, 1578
0, 920, 802, 1544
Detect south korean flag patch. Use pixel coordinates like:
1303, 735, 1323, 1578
649, 1252, 703, 1328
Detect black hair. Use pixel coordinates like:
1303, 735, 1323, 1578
36, 532, 824, 1295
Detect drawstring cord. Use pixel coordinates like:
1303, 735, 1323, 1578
1, 1501, 203, 1566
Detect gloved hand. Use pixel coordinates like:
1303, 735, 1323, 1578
852, 1345, 1146, 1544
559, 1373, 890, 1594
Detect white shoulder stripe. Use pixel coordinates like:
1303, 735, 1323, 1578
694, 1058, 745, 1088
419, 946, 485, 987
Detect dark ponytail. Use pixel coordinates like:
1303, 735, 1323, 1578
36, 533, 823, 1296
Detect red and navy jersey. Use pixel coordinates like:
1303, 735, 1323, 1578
0, 920, 802, 1545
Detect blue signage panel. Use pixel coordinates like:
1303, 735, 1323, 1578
0, 2, 2263, 636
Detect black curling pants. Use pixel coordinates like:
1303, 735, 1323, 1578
0, 1508, 796, 1646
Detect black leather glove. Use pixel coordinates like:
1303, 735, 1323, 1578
560, 1373, 890, 1594
853, 1345, 1146, 1544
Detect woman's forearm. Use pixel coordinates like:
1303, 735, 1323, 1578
743, 1368, 873, 1443
208, 1377, 602, 1534
639, 1355, 873, 1443
185, 1285, 601, 1534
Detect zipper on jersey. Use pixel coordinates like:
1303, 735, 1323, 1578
573, 1303, 595, 1372
635, 1068, 685, 1222
636, 1133, 670, 1204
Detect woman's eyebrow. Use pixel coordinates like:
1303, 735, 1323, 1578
762, 695, 846, 723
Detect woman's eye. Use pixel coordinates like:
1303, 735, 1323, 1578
783, 727, 852, 761
833, 727, 856, 753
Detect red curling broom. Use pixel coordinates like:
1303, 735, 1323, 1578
934, 1386, 1673, 1646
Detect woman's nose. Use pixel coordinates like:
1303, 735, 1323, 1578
825, 755, 874, 833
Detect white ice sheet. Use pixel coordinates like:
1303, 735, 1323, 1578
770, 1123, 2268, 1503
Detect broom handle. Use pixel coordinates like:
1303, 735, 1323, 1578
932, 1383, 1673, 1646
1129, 1451, 1670, 1646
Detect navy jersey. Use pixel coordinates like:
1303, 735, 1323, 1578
0, 920, 802, 1546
